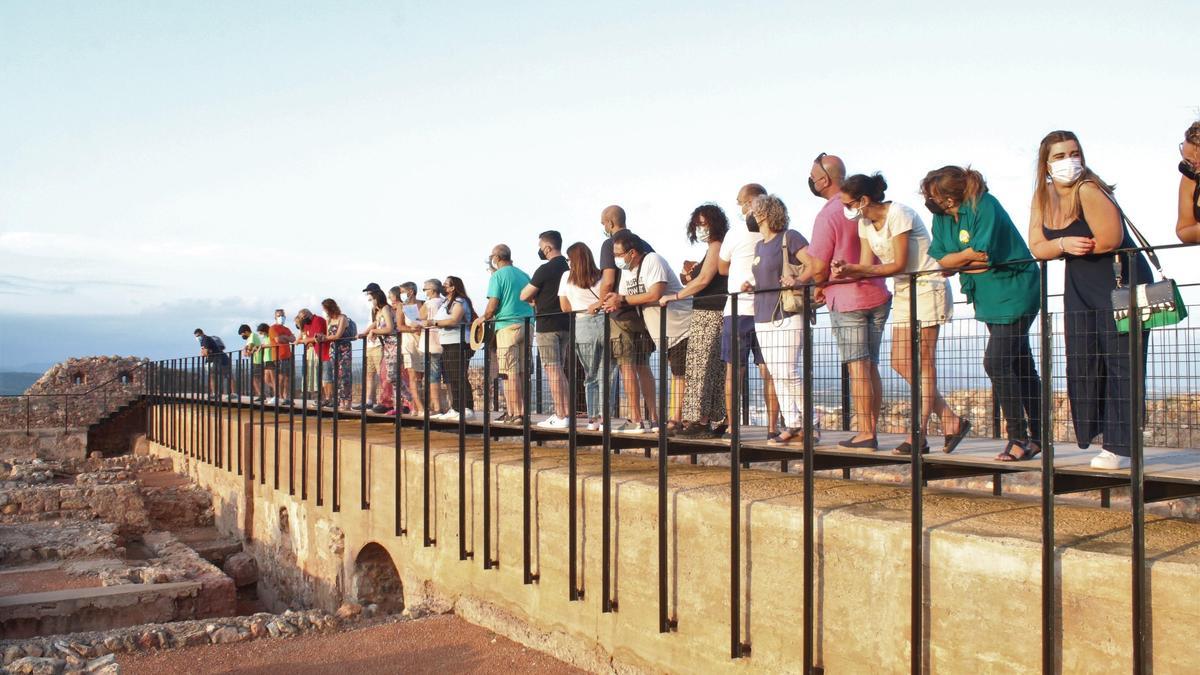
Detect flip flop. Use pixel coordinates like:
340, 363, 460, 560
942, 419, 972, 454
891, 440, 930, 456
838, 436, 879, 450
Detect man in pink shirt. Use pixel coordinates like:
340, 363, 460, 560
804, 153, 892, 449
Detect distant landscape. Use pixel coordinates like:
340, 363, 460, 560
0, 372, 41, 396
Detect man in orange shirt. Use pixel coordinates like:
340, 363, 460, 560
265, 308, 296, 405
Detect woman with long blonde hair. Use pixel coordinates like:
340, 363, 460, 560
1026, 130, 1151, 470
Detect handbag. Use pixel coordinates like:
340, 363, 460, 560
775, 231, 823, 324
1110, 208, 1188, 333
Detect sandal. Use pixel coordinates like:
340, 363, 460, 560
942, 418, 972, 454
711, 418, 729, 437
891, 440, 931, 456
995, 440, 1032, 462
768, 427, 802, 446
838, 436, 879, 450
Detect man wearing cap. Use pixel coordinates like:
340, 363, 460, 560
521, 230, 572, 429
358, 282, 384, 411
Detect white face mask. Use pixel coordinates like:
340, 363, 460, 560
275, 316, 285, 325
615, 256, 629, 271
1048, 157, 1084, 185
400, 293, 409, 303
843, 205, 863, 221
696, 226, 710, 243
195, 336, 202, 343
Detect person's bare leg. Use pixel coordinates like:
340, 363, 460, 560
636, 365, 658, 424
546, 364, 570, 418
848, 359, 876, 441
408, 370, 424, 415
670, 375, 685, 425
760, 363, 779, 434
920, 326, 960, 436
620, 364, 642, 423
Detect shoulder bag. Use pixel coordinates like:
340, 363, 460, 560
1110, 209, 1187, 333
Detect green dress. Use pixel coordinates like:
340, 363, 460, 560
928, 192, 1038, 324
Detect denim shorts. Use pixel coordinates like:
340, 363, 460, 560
830, 301, 892, 364
720, 316, 765, 365
426, 354, 446, 384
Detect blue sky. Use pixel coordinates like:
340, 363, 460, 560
1, 1, 1196, 370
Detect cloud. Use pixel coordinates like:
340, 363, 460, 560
0, 274, 154, 295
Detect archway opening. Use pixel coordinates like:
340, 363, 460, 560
353, 542, 404, 614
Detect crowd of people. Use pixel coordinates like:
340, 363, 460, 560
193, 124, 1200, 472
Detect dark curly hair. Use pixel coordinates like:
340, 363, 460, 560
686, 203, 730, 244
841, 173, 889, 204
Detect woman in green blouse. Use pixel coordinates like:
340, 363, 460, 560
923, 166, 1043, 461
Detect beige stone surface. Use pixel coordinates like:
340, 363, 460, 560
152, 407, 1200, 674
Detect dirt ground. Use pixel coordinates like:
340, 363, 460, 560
117, 614, 586, 675
0, 567, 102, 596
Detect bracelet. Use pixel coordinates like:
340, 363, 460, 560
1057, 238, 1065, 253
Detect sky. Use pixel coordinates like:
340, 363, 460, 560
1, 0, 1197, 371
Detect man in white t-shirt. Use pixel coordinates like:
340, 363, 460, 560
602, 229, 691, 433
717, 183, 780, 438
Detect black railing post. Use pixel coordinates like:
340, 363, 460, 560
300, 346, 308, 497
482, 319, 494, 565
316, 349, 323, 507
422, 327, 433, 547
522, 317, 536, 584
1127, 251, 1147, 674
601, 311, 613, 613
273, 346, 280, 486
840, 362, 851, 432
567, 312, 578, 596
802, 285, 817, 673
1038, 261, 1056, 673
259, 352, 266, 484
458, 323, 470, 561
332, 337, 341, 513
990, 384, 1002, 440
394, 334, 404, 536
729, 294, 743, 658
287, 351, 294, 491
248, 355, 256, 481
361, 336, 369, 510
909, 272, 924, 675
236, 355, 243, 475
657, 300, 672, 633
535, 351, 544, 415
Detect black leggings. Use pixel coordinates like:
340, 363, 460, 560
441, 343, 475, 412
983, 315, 1042, 444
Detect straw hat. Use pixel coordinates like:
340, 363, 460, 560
469, 317, 488, 351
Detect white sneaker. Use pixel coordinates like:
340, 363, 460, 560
536, 415, 561, 429
436, 409, 457, 421
461, 409, 475, 420
264, 397, 277, 405
1090, 450, 1131, 470
544, 415, 569, 429
586, 420, 601, 431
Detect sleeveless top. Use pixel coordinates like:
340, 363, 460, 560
1041, 217, 1151, 313
692, 252, 729, 312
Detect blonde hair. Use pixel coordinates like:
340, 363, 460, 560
751, 194, 789, 232
1032, 130, 1114, 223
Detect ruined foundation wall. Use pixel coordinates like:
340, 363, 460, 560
150, 407, 1200, 674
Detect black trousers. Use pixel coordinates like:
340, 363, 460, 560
1063, 308, 1148, 457
442, 343, 475, 412
983, 315, 1042, 444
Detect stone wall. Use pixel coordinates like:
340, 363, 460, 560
0, 483, 150, 535
0, 431, 87, 462
152, 407, 1200, 674
0, 356, 147, 435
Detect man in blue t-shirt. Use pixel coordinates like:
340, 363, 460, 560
194, 328, 230, 398
483, 244, 535, 423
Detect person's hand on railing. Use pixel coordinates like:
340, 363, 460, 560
780, 274, 799, 289
1059, 236, 1096, 257
740, 281, 754, 293
586, 300, 604, 315
830, 259, 852, 279
812, 287, 826, 305
601, 291, 624, 313
658, 293, 678, 307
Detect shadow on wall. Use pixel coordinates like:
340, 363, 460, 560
353, 542, 404, 614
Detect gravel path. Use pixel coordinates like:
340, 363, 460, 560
117, 614, 585, 675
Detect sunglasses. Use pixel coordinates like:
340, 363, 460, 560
814, 152, 832, 183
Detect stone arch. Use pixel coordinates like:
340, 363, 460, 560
353, 542, 404, 614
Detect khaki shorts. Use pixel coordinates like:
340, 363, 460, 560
610, 326, 654, 366
495, 324, 528, 377
892, 279, 953, 328
365, 346, 382, 377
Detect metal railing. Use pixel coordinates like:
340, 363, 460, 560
135, 243, 1200, 674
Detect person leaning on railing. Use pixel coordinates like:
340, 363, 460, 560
257, 322, 279, 403
833, 173, 970, 456
293, 308, 328, 399
603, 229, 692, 434
393, 283, 424, 416
1027, 130, 1151, 471
742, 193, 821, 447
418, 279, 448, 416
238, 323, 265, 402
193, 328, 230, 398
358, 283, 385, 412
360, 288, 398, 415
804, 154, 892, 450
429, 275, 477, 422
483, 245, 534, 423
923, 166, 1043, 462
1175, 120, 1200, 244
559, 242, 606, 430
266, 309, 295, 406
316, 298, 355, 411
522, 230, 573, 430
660, 203, 730, 440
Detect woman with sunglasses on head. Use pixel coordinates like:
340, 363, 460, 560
1026, 130, 1151, 470
1175, 121, 1200, 243
832, 173, 969, 455
923, 166, 1042, 461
